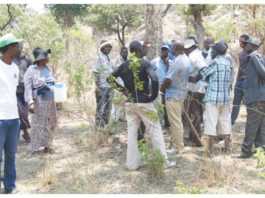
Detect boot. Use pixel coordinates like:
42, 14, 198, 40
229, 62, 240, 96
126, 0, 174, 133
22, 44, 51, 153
204, 135, 213, 158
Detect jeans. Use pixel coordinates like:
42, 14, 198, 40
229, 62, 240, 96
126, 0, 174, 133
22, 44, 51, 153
241, 102, 265, 154
0, 119, 20, 191
231, 80, 245, 125
95, 87, 113, 128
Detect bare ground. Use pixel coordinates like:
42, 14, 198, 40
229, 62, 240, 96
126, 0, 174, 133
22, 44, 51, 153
14, 106, 265, 194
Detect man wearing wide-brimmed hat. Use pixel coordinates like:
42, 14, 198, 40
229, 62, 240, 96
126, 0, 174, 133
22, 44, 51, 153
239, 37, 265, 158
93, 40, 114, 128
0, 33, 23, 194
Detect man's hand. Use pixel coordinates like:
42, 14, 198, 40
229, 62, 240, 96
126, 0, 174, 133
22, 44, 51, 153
188, 76, 201, 83
123, 89, 129, 97
29, 102, 35, 113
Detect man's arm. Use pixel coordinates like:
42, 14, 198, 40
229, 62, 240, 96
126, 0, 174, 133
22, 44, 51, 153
107, 65, 128, 96
251, 54, 265, 79
146, 62, 159, 102
160, 61, 175, 93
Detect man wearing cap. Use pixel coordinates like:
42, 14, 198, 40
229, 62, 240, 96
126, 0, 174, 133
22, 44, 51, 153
0, 33, 23, 193
160, 42, 192, 153
239, 37, 265, 158
108, 40, 175, 170
151, 44, 171, 129
202, 37, 215, 64
93, 40, 113, 128
190, 40, 234, 156
231, 34, 250, 126
183, 37, 207, 146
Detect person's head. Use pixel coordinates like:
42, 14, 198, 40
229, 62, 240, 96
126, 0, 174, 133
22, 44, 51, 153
204, 37, 214, 50
141, 41, 151, 57
239, 34, 249, 49
0, 33, 23, 60
160, 45, 169, 59
184, 38, 198, 55
244, 37, 260, 54
129, 40, 143, 58
33, 47, 51, 67
120, 46, 128, 60
172, 42, 185, 56
100, 40, 112, 55
211, 40, 228, 59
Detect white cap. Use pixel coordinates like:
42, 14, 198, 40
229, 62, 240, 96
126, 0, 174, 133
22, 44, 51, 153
184, 39, 197, 49
99, 41, 112, 50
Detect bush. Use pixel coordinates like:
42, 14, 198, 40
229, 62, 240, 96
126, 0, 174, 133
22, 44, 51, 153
138, 140, 165, 178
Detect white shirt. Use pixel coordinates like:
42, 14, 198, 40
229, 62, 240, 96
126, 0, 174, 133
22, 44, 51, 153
187, 48, 208, 93
0, 59, 19, 120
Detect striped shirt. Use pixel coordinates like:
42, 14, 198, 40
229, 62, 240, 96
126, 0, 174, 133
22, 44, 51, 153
200, 55, 234, 104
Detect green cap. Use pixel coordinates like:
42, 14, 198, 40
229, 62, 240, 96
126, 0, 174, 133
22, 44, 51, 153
0, 33, 23, 49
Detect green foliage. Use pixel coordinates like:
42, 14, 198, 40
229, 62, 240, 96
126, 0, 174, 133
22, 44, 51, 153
254, 148, 265, 168
257, 172, 265, 179
0, 5, 25, 34
15, 12, 65, 63
48, 4, 88, 28
184, 5, 216, 16
204, 13, 237, 42
175, 180, 205, 194
143, 110, 159, 122
87, 5, 143, 33
138, 140, 165, 178
128, 53, 144, 92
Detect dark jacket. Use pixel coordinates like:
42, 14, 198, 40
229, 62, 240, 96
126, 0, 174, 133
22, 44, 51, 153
237, 50, 249, 81
245, 51, 265, 105
109, 58, 159, 103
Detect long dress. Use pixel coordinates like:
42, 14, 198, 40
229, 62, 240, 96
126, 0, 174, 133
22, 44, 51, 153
24, 64, 57, 152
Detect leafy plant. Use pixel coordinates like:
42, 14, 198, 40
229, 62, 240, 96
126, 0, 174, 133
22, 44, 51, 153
138, 140, 165, 178
254, 147, 265, 168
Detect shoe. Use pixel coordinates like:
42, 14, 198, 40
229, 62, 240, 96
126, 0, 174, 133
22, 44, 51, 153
4, 188, 17, 194
43, 147, 55, 154
165, 160, 176, 169
238, 152, 252, 159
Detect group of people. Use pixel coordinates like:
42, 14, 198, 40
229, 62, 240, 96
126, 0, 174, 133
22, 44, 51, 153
0, 33, 57, 193
94, 34, 265, 170
0, 30, 265, 193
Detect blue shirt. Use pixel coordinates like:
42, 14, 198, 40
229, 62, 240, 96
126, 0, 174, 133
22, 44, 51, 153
151, 57, 169, 86
200, 55, 233, 104
165, 54, 191, 100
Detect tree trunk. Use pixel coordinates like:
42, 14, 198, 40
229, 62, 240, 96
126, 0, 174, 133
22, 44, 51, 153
144, 4, 163, 60
191, 10, 205, 48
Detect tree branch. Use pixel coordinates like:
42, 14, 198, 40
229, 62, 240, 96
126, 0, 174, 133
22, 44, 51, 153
161, 4, 172, 18
116, 17, 125, 46
121, 23, 127, 47
0, 4, 14, 31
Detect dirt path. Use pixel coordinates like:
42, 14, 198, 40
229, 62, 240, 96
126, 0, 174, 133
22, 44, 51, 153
15, 107, 265, 194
